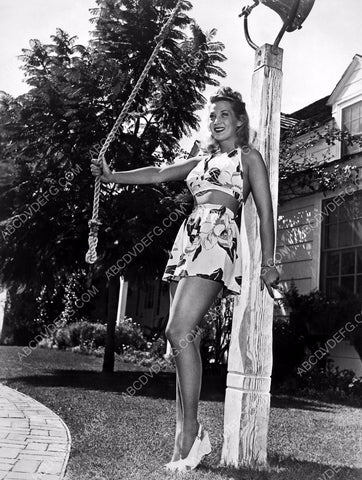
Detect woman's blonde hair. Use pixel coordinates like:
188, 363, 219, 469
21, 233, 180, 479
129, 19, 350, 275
204, 87, 251, 154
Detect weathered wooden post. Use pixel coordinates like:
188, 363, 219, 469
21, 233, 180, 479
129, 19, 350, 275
220, 0, 315, 468
116, 276, 128, 326
220, 42, 282, 469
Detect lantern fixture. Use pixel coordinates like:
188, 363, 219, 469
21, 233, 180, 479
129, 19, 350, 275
239, 0, 316, 51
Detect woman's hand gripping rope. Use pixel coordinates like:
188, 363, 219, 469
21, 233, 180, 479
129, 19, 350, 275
86, 156, 113, 264
90, 157, 113, 184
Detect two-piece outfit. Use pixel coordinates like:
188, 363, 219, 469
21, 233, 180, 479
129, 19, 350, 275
161, 147, 244, 298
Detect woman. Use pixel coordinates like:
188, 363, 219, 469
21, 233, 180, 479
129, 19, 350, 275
91, 87, 280, 472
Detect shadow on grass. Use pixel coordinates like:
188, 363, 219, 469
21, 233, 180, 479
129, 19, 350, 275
123, 442, 361, 480
196, 453, 362, 480
1, 367, 341, 413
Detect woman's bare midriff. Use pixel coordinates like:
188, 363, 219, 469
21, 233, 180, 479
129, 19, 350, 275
193, 189, 240, 216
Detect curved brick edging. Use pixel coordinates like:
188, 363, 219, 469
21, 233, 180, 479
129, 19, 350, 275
0, 384, 71, 480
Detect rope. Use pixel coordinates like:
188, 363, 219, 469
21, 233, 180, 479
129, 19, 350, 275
86, 0, 184, 264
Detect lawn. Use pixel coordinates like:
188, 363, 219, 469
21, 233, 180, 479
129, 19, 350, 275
0, 346, 361, 480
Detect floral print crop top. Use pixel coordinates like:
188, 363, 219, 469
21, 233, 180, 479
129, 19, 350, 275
185, 147, 244, 206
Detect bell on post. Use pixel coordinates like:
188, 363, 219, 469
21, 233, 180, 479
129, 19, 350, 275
240, 0, 316, 51
259, 0, 315, 32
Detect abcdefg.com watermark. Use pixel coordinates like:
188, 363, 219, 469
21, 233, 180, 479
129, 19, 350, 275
297, 310, 362, 376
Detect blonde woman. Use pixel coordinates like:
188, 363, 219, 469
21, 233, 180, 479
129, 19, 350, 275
91, 87, 280, 472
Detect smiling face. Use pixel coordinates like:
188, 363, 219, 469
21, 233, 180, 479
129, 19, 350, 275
208, 100, 243, 149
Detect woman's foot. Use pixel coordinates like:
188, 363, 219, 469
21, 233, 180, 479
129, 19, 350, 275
164, 420, 200, 470
168, 423, 212, 472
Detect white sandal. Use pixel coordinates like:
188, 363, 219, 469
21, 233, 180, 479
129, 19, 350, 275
166, 424, 212, 472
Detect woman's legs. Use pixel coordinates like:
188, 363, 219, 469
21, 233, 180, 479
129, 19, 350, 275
165, 276, 222, 459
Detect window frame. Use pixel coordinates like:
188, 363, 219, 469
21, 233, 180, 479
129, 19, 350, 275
321, 190, 362, 297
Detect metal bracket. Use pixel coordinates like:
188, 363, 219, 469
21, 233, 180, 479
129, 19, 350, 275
239, 0, 302, 53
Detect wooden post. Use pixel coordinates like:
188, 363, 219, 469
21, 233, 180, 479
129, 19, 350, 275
116, 276, 129, 326
220, 43, 283, 468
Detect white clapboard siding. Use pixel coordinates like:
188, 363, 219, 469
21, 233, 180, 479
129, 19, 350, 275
287, 121, 338, 166
277, 198, 319, 294
329, 55, 362, 107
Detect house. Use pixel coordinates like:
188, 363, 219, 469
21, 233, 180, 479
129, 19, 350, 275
118, 54, 362, 375
276, 54, 362, 376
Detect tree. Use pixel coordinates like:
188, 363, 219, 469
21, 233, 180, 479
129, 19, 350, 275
0, 0, 226, 371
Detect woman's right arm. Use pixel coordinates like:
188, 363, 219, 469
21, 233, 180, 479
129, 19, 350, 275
90, 155, 203, 184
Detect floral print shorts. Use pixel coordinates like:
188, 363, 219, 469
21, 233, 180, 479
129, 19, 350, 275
162, 203, 242, 298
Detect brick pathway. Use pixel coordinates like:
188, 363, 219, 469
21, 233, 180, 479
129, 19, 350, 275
0, 384, 71, 480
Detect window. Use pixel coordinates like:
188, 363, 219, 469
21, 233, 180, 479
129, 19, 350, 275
321, 190, 362, 297
341, 100, 362, 156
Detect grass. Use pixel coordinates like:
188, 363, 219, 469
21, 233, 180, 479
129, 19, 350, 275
0, 345, 361, 480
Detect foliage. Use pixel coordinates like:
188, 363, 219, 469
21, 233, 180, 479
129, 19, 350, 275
147, 335, 166, 358
348, 376, 362, 399
114, 317, 148, 353
115, 345, 168, 368
269, 284, 362, 387
274, 363, 362, 406
0, 287, 39, 345
46, 318, 169, 367
285, 283, 362, 339
272, 314, 306, 382
0, 1, 227, 363
51, 318, 147, 352
55, 268, 93, 324
279, 121, 362, 203
199, 297, 233, 373
0, 0, 226, 299
199, 294, 307, 380
34, 279, 66, 328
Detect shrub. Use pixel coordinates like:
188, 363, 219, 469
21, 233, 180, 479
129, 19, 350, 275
298, 364, 356, 397
67, 322, 83, 346
79, 321, 96, 344
72, 344, 105, 357
38, 337, 54, 349
51, 318, 146, 353
115, 318, 147, 354
272, 314, 308, 383
285, 284, 362, 338
148, 335, 166, 358
348, 376, 362, 398
274, 363, 362, 406
271, 284, 362, 383
54, 328, 72, 350
93, 323, 107, 348
53, 321, 103, 350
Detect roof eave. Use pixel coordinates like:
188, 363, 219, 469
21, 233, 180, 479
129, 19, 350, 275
327, 54, 362, 106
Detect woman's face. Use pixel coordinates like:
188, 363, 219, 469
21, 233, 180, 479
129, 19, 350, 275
208, 100, 242, 144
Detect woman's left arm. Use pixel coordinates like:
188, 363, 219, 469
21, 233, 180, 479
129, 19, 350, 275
247, 149, 280, 297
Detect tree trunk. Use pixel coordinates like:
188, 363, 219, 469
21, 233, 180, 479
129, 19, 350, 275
102, 275, 120, 373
